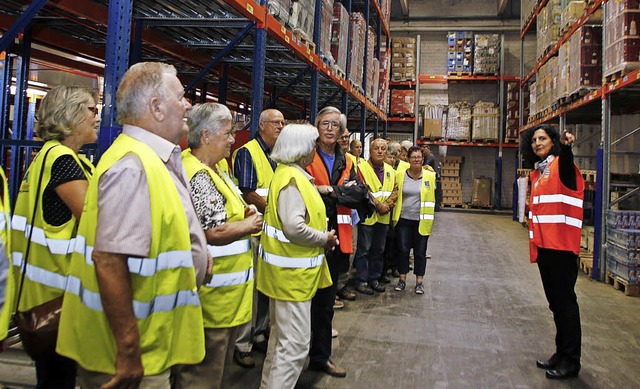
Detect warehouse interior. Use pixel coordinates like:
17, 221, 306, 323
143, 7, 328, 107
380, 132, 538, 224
1, 0, 640, 387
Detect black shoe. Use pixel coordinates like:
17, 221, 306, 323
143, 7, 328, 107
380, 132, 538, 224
391, 269, 400, 278
545, 362, 580, 380
252, 339, 268, 354
369, 280, 386, 293
378, 275, 391, 284
356, 282, 374, 295
308, 359, 347, 378
233, 349, 255, 368
536, 354, 559, 369
337, 288, 356, 301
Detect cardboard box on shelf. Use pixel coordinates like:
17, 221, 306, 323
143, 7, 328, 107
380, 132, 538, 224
444, 156, 464, 164
423, 119, 443, 138
471, 178, 492, 207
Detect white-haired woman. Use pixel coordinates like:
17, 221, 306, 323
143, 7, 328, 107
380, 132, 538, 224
12, 85, 99, 388
174, 103, 263, 389
258, 124, 338, 389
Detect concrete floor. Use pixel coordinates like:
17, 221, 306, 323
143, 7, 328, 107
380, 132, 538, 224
1, 212, 640, 388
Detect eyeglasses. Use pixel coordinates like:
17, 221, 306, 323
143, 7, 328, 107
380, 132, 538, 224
87, 106, 99, 117
320, 121, 340, 129
265, 120, 285, 127
340, 135, 350, 140
409, 156, 423, 160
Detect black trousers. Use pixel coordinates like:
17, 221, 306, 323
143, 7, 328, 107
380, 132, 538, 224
536, 247, 581, 367
34, 350, 77, 389
309, 250, 342, 364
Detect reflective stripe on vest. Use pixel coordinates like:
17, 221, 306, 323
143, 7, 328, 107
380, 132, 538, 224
12, 252, 67, 290
530, 214, 582, 229
261, 247, 325, 269
208, 239, 251, 259
65, 275, 200, 319
372, 191, 392, 198
421, 201, 436, 209
420, 214, 435, 220
206, 267, 254, 288
337, 214, 352, 225
12, 215, 76, 255
532, 194, 583, 208
255, 188, 269, 197
262, 224, 291, 243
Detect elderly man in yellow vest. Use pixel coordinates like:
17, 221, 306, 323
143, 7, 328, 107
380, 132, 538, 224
231, 108, 283, 367
56, 62, 210, 388
354, 138, 398, 295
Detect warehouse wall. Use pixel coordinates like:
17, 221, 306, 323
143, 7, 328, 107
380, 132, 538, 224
405, 0, 499, 18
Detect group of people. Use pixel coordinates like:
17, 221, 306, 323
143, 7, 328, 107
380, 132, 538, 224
0, 59, 584, 389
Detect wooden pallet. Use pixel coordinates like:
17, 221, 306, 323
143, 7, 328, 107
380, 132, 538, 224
333, 66, 346, 80
468, 203, 493, 209
606, 272, 640, 297
579, 252, 593, 277
293, 30, 316, 53
472, 73, 499, 77
581, 170, 597, 183
391, 113, 415, 118
446, 137, 471, 142
447, 72, 472, 76
503, 137, 519, 144
441, 203, 465, 208
472, 138, 498, 143
604, 62, 640, 83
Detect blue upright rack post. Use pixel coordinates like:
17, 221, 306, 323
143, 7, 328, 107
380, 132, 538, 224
0, 53, 14, 141
592, 147, 603, 280
250, 2, 266, 139
100, 0, 133, 157
9, 28, 32, 203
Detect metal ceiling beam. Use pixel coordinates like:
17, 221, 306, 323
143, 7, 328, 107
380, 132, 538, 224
0, 0, 47, 53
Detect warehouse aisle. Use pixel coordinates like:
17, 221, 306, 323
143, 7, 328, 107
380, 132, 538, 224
1, 212, 640, 388
225, 212, 640, 389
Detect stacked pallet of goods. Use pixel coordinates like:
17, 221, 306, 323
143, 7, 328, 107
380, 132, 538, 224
390, 89, 415, 117
391, 37, 417, 82
606, 210, 640, 295
441, 156, 464, 207
446, 102, 472, 141
422, 104, 445, 139
447, 31, 473, 74
366, 27, 378, 100
604, 0, 640, 79
331, 2, 349, 77
318, 0, 334, 64
536, 0, 562, 61
473, 34, 500, 75
349, 12, 367, 92
378, 41, 390, 113
289, 0, 316, 45
505, 82, 520, 141
471, 101, 499, 142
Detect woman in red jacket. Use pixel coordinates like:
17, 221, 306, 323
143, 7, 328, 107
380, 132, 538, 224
521, 125, 584, 380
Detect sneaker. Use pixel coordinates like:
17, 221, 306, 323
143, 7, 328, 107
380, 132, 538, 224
337, 288, 356, 301
394, 280, 406, 291
369, 280, 386, 293
356, 282, 374, 295
415, 284, 425, 295
233, 349, 255, 368
331, 328, 339, 338
333, 298, 345, 309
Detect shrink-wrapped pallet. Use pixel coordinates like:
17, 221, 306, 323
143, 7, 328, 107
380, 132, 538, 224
366, 27, 376, 99
568, 26, 602, 94
604, 0, 640, 78
331, 2, 349, 75
392, 37, 416, 81
378, 43, 390, 108
349, 12, 367, 89
473, 34, 500, 75
537, 0, 562, 60
267, 0, 291, 26
318, 0, 334, 62
471, 101, 499, 141
289, 0, 315, 42
446, 102, 472, 141
390, 90, 415, 116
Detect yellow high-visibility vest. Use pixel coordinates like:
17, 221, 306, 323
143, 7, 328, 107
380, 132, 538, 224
182, 149, 253, 328
257, 164, 332, 301
0, 168, 15, 341
392, 169, 436, 236
56, 134, 205, 375
358, 160, 396, 225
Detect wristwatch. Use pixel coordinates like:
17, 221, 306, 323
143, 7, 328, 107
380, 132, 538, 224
326, 186, 334, 194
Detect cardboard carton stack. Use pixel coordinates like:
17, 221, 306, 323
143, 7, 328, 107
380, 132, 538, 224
471, 177, 492, 207
423, 104, 445, 139
447, 31, 473, 74
378, 42, 390, 109
471, 101, 499, 142
446, 102, 472, 141
390, 90, 415, 117
441, 156, 464, 206
289, 0, 315, 42
366, 27, 377, 99
391, 37, 416, 82
331, 2, 349, 76
537, 0, 562, 61
569, 25, 603, 95
505, 82, 520, 140
318, 0, 334, 63
349, 12, 367, 90
604, 0, 640, 78
473, 34, 500, 75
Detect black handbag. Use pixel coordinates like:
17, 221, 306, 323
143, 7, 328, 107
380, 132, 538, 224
14, 145, 64, 359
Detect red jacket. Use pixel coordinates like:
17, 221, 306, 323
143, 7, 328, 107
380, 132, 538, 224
306, 152, 354, 254
528, 157, 584, 262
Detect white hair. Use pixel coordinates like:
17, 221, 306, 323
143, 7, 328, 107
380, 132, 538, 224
400, 140, 413, 150
271, 124, 318, 164
315, 106, 342, 129
187, 103, 232, 148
